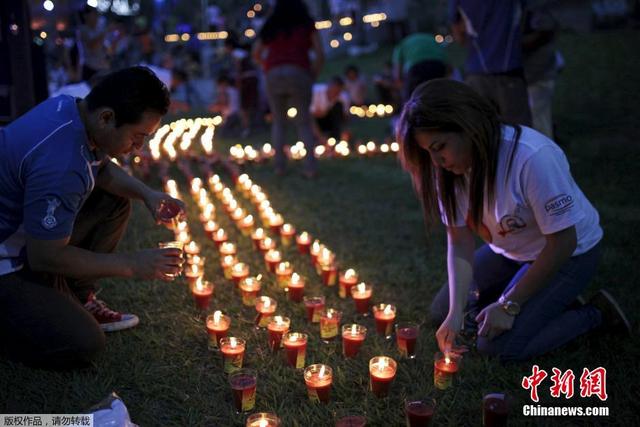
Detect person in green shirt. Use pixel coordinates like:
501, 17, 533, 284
392, 33, 448, 101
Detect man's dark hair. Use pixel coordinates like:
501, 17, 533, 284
329, 75, 345, 87
85, 66, 170, 127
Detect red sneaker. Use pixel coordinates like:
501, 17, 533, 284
84, 292, 139, 332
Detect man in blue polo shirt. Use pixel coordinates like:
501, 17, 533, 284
0, 66, 184, 369
449, 0, 532, 126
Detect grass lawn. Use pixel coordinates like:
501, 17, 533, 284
1, 29, 639, 426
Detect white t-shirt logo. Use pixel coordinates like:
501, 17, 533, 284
545, 194, 574, 217
42, 197, 61, 229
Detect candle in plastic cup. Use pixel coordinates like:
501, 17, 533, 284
319, 308, 341, 342
372, 304, 396, 338
396, 322, 419, 359
231, 262, 250, 286
483, 393, 509, 427
229, 368, 257, 413
255, 296, 277, 328
220, 337, 246, 374
338, 268, 358, 298
296, 231, 312, 254
206, 310, 230, 349
280, 223, 296, 247
267, 316, 290, 351
184, 240, 200, 255
245, 412, 281, 427
251, 228, 266, 250
287, 273, 305, 302
433, 352, 461, 390
264, 249, 282, 273
191, 277, 214, 310
240, 276, 262, 306
158, 241, 184, 279
220, 255, 237, 280
321, 263, 338, 287
351, 283, 372, 315
282, 332, 307, 368
184, 263, 203, 285
342, 324, 367, 358
304, 364, 333, 403
303, 296, 325, 323
369, 356, 397, 398
405, 397, 436, 427
156, 200, 181, 228
275, 262, 293, 289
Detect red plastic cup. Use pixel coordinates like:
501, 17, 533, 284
395, 322, 419, 359
229, 368, 256, 413
405, 397, 436, 427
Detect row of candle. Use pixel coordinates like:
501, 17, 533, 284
229, 139, 401, 164
165, 170, 467, 424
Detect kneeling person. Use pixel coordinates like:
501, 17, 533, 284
0, 66, 184, 369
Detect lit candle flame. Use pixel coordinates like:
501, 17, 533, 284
243, 215, 254, 225
383, 304, 393, 315
233, 263, 245, 273
351, 324, 357, 335
299, 231, 309, 242
275, 315, 283, 325
319, 365, 326, 378
195, 277, 204, 291
215, 229, 225, 239
345, 268, 356, 279
291, 273, 300, 283
290, 334, 298, 342
259, 420, 268, 427
379, 357, 388, 372
254, 228, 265, 238
213, 310, 222, 323
230, 337, 237, 348
282, 224, 292, 233
356, 282, 366, 293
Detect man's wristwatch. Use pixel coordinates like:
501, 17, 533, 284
498, 295, 521, 316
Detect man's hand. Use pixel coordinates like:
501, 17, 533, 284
129, 248, 183, 281
143, 190, 186, 225
475, 302, 515, 341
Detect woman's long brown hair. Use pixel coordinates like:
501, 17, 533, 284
397, 79, 517, 229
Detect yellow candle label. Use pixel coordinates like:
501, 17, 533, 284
281, 235, 292, 246
277, 275, 291, 289
397, 339, 408, 357
312, 308, 322, 323
296, 349, 306, 369
325, 271, 337, 286
242, 293, 256, 306
307, 387, 319, 403
208, 333, 219, 348
339, 283, 347, 299
315, 264, 322, 275
258, 314, 272, 328
242, 388, 256, 411
385, 322, 393, 337
224, 354, 243, 374
434, 369, 453, 390
223, 267, 233, 280
320, 322, 339, 339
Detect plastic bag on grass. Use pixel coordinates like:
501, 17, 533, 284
87, 392, 139, 427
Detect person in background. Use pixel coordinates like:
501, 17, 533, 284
77, 5, 113, 81
392, 32, 448, 102
0, 67, 184, 370
373, 60, 401, 109
311, 76, 350, 142
209, 75, 241, 134
343, 64, 368, 106
253, 0, 324, 178
397, 79, 630, 363
238, 54, 260, 138
523, 5, 561, 138
449, 0, 532, 126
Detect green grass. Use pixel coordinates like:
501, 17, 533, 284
1, 30, 639, 426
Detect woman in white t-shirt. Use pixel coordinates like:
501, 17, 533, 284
397, 79, 630, 362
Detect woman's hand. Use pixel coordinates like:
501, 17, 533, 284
436, 312, 468, 354
475, 302, 515, 341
